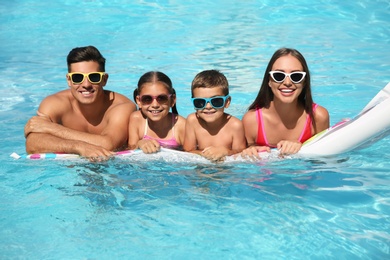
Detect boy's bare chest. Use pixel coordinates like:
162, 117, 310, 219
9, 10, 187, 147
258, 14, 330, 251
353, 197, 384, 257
196, 125, 232, 148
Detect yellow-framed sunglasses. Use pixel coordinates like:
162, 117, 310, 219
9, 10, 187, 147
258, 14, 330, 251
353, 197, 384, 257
67, 72, 105, 84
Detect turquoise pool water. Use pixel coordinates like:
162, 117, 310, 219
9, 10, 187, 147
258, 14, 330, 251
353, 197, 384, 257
1, 0, 389, 259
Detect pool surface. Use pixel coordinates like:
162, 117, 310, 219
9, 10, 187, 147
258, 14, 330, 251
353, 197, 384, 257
1, 0, 389, 259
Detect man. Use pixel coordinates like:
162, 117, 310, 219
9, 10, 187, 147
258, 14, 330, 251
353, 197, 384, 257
24, 46, 136, 160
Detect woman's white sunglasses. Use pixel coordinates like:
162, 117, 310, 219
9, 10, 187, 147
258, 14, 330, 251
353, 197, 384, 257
269, 71, 306, 84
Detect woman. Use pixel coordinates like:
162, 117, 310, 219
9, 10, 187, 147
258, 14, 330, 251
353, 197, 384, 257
242, 48, 329, 157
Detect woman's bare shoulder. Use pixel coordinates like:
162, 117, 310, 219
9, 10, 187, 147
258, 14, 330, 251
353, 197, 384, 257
242, 109, 257, 124
315, 105, 330, 122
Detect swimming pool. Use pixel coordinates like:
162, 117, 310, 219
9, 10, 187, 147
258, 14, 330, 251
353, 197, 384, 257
1, 0, 389, 259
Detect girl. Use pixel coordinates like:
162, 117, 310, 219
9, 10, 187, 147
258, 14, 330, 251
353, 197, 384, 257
128, 71, 186, 153
242, 48, 330, 157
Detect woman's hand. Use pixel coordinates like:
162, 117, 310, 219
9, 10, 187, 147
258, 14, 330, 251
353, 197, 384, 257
277, 140, 302, 155
240, 145, 270, 159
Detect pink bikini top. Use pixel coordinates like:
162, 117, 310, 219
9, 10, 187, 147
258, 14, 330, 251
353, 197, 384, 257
143, 114, 181, 149
256, 104, 318, 147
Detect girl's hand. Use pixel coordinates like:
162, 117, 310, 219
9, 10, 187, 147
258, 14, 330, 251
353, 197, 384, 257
138, 139, 161, 154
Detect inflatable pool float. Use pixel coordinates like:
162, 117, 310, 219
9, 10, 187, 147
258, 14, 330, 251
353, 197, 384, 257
10, 82, 390, 161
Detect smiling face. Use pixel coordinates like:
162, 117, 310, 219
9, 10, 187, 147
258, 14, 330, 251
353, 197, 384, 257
268, 54, 305, 104
67, 61, 108, 105
136, 82, 175, 121
192, 86, 230, 123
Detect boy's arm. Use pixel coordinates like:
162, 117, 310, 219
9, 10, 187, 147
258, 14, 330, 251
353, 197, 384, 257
230, 117, 247, 154
183, 114, 200, 153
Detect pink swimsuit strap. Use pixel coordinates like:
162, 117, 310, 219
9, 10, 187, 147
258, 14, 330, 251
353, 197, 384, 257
256, 104, 318, 147
143, 114, 181, 149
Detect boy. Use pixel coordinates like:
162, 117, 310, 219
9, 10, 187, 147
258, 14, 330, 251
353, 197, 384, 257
183, 70, 246, 162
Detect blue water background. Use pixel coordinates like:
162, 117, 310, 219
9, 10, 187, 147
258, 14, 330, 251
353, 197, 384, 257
1, 0, 389, 259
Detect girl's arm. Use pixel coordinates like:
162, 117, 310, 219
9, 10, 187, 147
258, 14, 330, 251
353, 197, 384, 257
128, 111, 143, 150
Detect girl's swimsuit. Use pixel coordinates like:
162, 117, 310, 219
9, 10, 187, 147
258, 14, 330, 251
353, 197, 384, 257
256, 104, 318, 147
143, 114, 181, 149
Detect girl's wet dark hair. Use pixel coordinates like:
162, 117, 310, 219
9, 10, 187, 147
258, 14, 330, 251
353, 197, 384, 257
134, 71, 178, 115
247, 47, 316, 130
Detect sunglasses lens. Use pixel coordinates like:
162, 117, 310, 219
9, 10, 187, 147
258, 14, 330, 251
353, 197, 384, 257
193, 98, 206, 109
156, 95, 169, 104
272, 72, 286, 82
71, 73, 84, 84
88, 73, 102, 83
290, 72, 304, 83
210, 97, 225, 108
140, 95, 153, 104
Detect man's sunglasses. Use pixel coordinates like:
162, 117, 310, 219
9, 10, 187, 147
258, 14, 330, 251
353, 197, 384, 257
139, 94, 172, 105
192, 95, 230, 110
269, 71, 306, 84
68, 72, 105, 84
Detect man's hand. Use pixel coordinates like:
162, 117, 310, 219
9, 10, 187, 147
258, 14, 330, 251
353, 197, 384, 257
24, 112, 53, 137
77, 143, 115, 162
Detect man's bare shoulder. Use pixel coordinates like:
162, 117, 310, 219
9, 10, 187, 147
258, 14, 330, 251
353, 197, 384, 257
41, 89, 72, 103
107, 101, 137, 121
106, 90, 132, 104
38, 90, 73, 116
106, 91, 136, 112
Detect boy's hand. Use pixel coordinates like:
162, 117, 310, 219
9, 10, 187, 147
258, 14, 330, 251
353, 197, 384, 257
201, 146, 228, 162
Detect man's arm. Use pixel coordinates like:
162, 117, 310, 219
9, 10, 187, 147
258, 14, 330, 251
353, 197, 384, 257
25, 133, 113, 158
26, 102, 135, 151
95, 102, 136, 150
25, 89, 136, 154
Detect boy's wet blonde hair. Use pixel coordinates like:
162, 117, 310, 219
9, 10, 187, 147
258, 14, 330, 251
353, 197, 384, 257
191, 70, 229, 97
